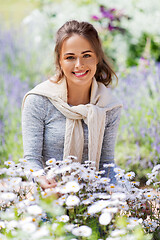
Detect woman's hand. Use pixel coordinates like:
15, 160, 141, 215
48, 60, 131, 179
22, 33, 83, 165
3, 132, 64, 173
38, 175, 57, 190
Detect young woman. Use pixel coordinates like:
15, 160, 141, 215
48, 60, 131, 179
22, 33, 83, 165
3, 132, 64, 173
22, 20, 122, 189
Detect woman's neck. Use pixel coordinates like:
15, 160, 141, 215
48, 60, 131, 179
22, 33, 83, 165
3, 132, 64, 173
67, 84, 91, 106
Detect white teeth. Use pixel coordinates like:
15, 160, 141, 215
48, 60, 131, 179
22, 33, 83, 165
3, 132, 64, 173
74, 71, 86, 76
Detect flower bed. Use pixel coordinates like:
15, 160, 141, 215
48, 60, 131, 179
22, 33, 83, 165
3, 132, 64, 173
0, 157, 159, 239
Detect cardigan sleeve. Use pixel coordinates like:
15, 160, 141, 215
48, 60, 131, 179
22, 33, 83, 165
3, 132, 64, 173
99, 106, 122, 183
22, 94, 47, 172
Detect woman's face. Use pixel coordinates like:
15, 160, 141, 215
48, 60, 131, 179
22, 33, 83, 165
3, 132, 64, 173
59, 34, 98, 89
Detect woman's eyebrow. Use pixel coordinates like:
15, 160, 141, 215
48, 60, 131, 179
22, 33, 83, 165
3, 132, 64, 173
81, 50, 92, 54
64, 53, 75, 56
64, 50, 93, 56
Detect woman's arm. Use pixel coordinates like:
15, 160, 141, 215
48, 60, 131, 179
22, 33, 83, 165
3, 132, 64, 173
22, 94, 46, 172
99, 106, 122, 183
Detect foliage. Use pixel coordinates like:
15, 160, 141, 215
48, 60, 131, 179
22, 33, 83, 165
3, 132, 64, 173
0, 26, 46, 164
23, 0, 160, 67
115, 60, 160, 184
0, 157, 159, 239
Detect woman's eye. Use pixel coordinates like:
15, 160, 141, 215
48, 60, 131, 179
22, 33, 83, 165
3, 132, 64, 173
66, 56, 75, 60
83, 54, 91, 58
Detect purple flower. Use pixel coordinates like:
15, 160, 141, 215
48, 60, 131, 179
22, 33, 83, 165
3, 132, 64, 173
91, 15, 100, 21
108, 23, 115, 31
100, 6, 115, 21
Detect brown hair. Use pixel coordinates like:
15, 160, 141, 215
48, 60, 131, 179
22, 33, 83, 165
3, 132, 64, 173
54, 20, 117, 86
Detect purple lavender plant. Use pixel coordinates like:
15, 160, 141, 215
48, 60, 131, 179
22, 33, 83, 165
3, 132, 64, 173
0, 25, 42, 164
91, 5, 130, 33
115, 60, 160, 183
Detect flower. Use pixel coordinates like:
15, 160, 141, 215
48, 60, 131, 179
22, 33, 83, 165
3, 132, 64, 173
152, 164, 160, 172
99, 212, 112, 225
102, 207, 118, 214
111, 229, 126, 237
21, 222, 37, 233
103, 163, 115, 168
64, 181, 80, 193
72, 225, 92, 237
4, 160, 15, 167
66, 195, 80, 207
27, 205, 43, 215
125, 172, 135, 180
57, 215, 69, 223
33, 169, 45, 177
7, 220, 18, 230
46, 158, 56, 165
0, 221, 5, 229
144, 192, 154, 200
88, 200, 109, 214
100, 177, 110, 184
112, 192, 126, 201
1, 192, 17, 202
114, 167, 125, 174
19, 158, 28, 164
65, 223, 76, 232
32, 226, 50, 239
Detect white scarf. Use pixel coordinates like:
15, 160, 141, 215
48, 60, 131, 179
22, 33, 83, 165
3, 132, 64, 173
22, 77, 122, 170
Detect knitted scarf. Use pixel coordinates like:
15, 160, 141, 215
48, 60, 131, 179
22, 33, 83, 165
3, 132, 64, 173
22, 76, 122, 170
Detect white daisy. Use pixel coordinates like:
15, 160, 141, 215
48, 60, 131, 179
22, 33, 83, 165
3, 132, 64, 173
4, 160, 15, 167
19, 216, 33, 226
144, 192, 154, 200
52, 223, 59, 231
7, 220, 18, 230
0, 221, 5, 229
99, 212, 112, 225
152, 164, 160, 172
46, 158, 56, 165
66, 195, 80, 207
57, 215, 69, 223
88, 200, 109, 214
72, 225, 92, 237
65, 181, 80, 193
97, 193, 111, 200
103, 163, 115, 168
102, 207, 118, 214
21, 222, 37, 233
112, 192, 126, 201
32, 226, 50, 239
0, 168, 6, 175
111, 229, 126, 237
114, 167, 125, 174
125, 172, 135, 180
1, 192, 17, 202
33, 169, 45, 177
27, 205, 43, 216
100, 177, 111, 184
65, 224, 77, 232
19, 158, 28, 164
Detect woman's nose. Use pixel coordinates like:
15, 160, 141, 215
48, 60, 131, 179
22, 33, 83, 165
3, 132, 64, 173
75, 58, 84, 68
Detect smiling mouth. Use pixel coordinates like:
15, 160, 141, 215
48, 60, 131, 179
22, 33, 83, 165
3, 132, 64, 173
72, 70, 89, 77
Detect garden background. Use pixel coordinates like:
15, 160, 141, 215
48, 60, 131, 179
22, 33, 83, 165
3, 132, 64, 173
0, 0, 160, 184
0, 0, 160, 239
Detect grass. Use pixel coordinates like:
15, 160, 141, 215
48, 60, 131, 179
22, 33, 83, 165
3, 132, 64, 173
0, 0, 37, 27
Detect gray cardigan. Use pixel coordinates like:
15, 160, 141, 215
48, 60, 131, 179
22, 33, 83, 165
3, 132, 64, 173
22, 94, 121, 182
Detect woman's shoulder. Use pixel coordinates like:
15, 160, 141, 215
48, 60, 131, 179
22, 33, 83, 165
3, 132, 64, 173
24, 93, 49, 106
22, 93, 52, 117
105, 106, 121, 127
